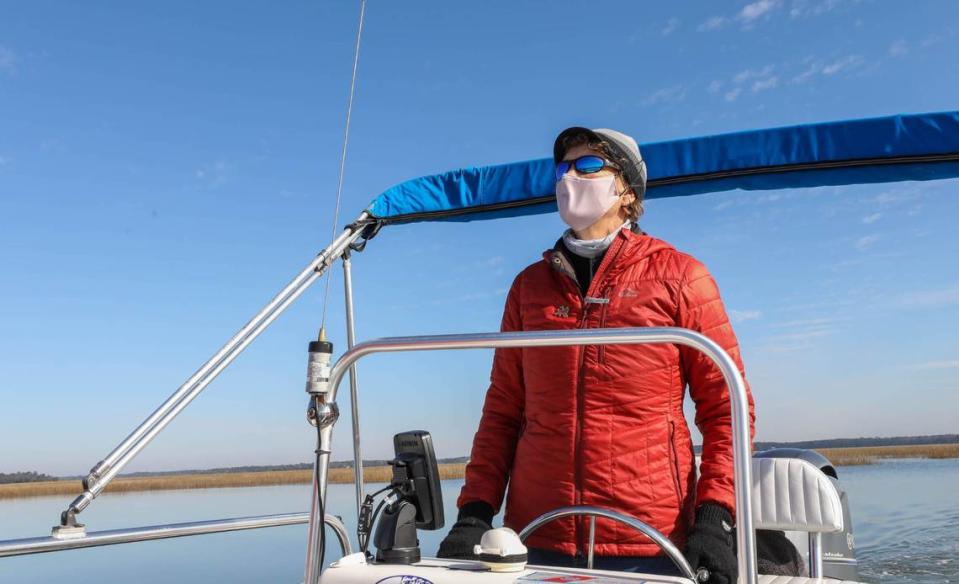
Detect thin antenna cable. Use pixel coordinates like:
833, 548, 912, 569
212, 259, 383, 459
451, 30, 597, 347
320, 0, 367, 332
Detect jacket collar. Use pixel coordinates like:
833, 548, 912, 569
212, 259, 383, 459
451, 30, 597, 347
546, 222, 646, 265
545, 223, 649, 288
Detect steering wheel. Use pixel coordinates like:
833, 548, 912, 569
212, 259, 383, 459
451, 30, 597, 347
517, 505, 699, 580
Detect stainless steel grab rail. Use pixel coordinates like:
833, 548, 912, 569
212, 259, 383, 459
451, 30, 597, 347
56, 213, 368, 526
0, 513, 351, 558
518, 505, 696, 578
304, 327, 756, 584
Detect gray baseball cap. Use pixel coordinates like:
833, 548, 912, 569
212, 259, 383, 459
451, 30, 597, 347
553, 127, 648, 201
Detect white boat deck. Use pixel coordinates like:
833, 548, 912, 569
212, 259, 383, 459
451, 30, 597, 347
318, 556, 866, 583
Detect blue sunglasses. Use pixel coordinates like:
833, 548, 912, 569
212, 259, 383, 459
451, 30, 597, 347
555, 155, 621, 181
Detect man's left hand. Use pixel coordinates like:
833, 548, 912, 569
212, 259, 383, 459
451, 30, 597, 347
683, 503, 737, 584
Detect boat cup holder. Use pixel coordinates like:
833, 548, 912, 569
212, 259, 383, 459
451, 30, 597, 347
364, 430, 445, 564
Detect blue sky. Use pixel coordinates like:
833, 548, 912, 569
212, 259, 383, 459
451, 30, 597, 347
1, 1, 957, 475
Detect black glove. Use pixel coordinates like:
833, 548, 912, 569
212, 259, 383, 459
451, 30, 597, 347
436, 501, 494, 559
684, 503, 737, 584
756, 529, 805, 576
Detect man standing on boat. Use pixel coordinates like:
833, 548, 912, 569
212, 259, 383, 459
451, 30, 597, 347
437, 127, 756, 583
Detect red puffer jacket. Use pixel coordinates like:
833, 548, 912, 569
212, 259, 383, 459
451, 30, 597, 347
457, 227, 755, 557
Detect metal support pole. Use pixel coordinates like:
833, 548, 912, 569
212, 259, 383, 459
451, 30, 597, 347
342, 251, 364, 518
304, 327, 757, 584
808, 532, 823, 578
0, 513, 351, 558
59, 213, 369, 525
587, 515, 596, 570
305, 400, 336, 584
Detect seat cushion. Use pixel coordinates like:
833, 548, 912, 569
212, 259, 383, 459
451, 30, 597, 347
752, 458, 843, 533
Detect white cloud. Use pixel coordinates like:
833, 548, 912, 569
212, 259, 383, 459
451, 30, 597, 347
730, 309, 762, 323
641, 84, 687, 107
760, 316, 837, 352
821, 55, 863, 75
854, 234, 880, 251
789, 0, 807, 17
661, 18, 681, 36
773, 317, 837, 328
874, 188, 920, 208
790, 55, 864, 83
791, 63, 821, 84
724, 87, 743, 102
734, 65, 775, 84
761, 329, 834, 353
195, 160, 234, 189
861, 212, 882, 224
699, 0, 781, 31
752, 76, 779, 92
714, 65, 777, 100
812, 0, 842, 15
791, 0, 844, 18
740, 0, 780, 23
921, 33, 944, 49
914, 360, 959, 370
889, 39, 909, 57
771, 329, 833, 342
477, 256, 504, 269
697, 16, 728, 32
0, 46, 15, 75
898, 285, 959, 309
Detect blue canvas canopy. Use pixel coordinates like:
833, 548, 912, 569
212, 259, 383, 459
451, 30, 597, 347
366, 110, 959, 226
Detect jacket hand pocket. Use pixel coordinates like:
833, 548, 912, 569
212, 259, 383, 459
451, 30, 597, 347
668, 421, 684, 504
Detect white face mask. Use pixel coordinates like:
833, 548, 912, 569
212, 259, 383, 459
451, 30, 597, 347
555, 174, 620, 231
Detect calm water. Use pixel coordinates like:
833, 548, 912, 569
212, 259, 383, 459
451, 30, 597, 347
1, 458, 957, 583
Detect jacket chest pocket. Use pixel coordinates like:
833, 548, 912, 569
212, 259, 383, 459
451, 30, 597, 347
596, 287, 679, 378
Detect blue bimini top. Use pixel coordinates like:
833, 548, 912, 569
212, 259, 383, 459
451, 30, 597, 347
365, 110, 959, 226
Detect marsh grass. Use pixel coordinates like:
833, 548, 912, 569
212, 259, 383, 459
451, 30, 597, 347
816, 443, 959, 466
4, 445, 956, 499
0, 463, 467, 500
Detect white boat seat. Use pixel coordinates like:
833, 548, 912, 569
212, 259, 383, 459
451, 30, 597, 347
751, 457, 844, 533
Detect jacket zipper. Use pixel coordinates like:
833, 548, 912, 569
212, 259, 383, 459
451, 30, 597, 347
596, 284, 613, 364
552, 241, 624, 556
573, 311, 589, 555
551, 251, 590, 555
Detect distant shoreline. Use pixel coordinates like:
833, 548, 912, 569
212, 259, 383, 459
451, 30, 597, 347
0, 463, 465, 500
2, 444, 957, 500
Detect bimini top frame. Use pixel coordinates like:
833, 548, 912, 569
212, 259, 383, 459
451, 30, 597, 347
366, 110, 959, 225
1, 110, 957, 576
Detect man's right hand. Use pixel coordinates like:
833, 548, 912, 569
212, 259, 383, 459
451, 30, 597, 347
436, 516, 492, 559
437, 501, 495, 559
